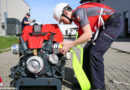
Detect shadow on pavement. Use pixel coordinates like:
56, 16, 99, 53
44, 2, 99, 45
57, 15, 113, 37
115, 37, 130, 42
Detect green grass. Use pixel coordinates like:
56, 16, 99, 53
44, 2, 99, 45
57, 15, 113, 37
0, 36, 18, 52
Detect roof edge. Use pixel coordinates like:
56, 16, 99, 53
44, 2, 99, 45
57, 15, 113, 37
23, 0, 30, 7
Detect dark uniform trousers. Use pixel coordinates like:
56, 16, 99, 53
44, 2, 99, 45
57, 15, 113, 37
83, 13, 123, 89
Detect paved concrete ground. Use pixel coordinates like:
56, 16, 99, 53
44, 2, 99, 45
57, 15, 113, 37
104, 48, 130, 90
0, 51, 19, 90
111, 38, 130, 53
0, 40, 130, 90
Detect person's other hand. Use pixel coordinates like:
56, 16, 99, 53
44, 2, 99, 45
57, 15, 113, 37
32, 19, 36, 22
30, 20, 35, 23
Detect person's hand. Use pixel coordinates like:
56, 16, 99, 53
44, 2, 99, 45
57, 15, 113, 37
60, 41, 74, 54
30, 19, 36, 23
32, 19, 36, 22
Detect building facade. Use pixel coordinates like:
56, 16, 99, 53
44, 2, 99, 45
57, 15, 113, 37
0, 0, 7, 36
7, 0, 30, 21
0, 0, 30, 36
100, 0, 130, 37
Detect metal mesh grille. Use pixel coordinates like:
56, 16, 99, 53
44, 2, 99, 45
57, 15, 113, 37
33, 25, 41, 33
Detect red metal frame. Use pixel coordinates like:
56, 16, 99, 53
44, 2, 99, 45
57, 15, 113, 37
22, 24, 63, 49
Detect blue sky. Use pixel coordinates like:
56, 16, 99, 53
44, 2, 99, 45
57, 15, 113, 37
24, 0, 80, 24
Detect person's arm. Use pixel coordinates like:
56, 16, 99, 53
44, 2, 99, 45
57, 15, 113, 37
73, 8, 92, 45
60, 24, 92, 54
23, 17, 34, 24
24, 21, 31, 24
60, 8, 92, 54
24, 20, 34, 24
72, 24, 92, 46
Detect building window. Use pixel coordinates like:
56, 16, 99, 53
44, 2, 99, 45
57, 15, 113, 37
124, 11, 129, 37
97, 0, 100, 3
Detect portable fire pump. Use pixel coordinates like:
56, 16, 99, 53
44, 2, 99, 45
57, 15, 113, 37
10, 24, 67, 90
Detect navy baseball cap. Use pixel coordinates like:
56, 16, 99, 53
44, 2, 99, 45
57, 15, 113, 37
26, 13, 30, 16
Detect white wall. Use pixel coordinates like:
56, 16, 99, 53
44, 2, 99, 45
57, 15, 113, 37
7, 0, 30, 21
59, 25, 78, 35
0, 0, 30, 36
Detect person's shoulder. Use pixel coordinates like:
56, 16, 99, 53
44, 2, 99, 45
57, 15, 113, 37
73, 8, 86, 19
73, 8, 85, 16
23, 17, 28, 21
24, 17, 28, 19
